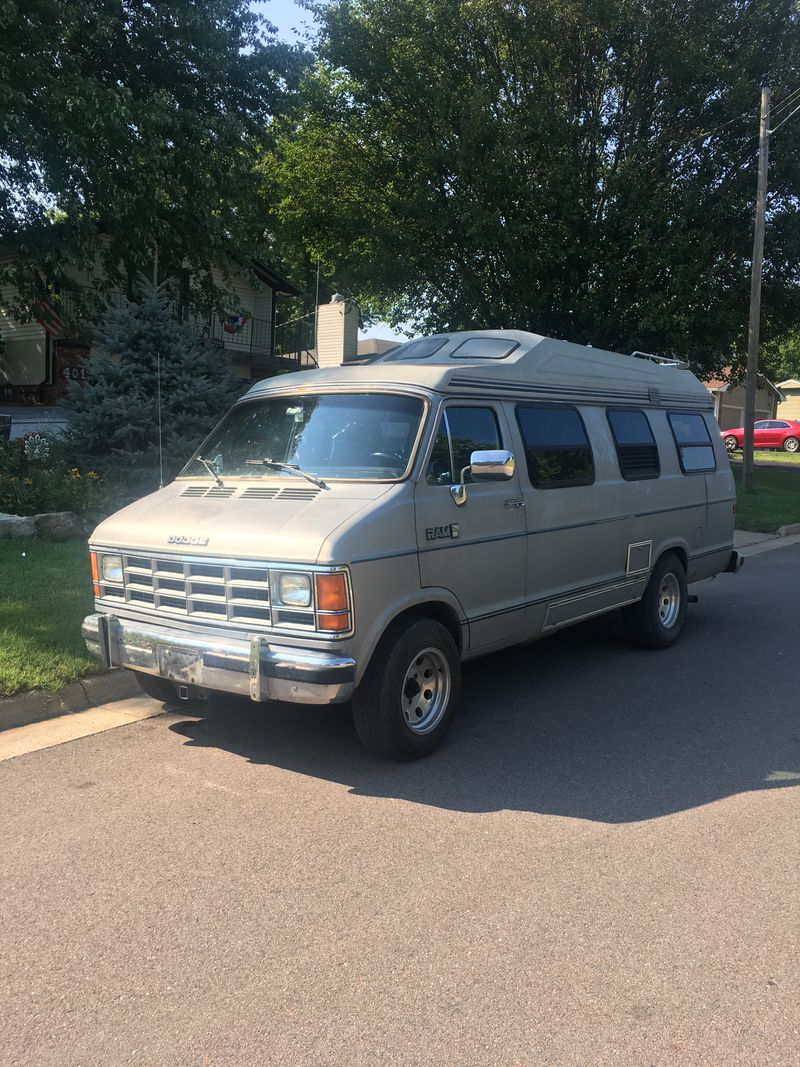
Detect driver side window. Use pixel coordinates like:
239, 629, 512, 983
426, 406, 502, 485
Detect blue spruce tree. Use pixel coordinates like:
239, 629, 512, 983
62, 282, 244, 490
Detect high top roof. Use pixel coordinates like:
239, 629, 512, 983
246, 330, 712, 410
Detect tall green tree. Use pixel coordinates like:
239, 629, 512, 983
61, 283, 244, 490
0, 0, 305, 315
275, 0, 800, 372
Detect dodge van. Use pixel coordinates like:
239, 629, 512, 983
83, 330, 742, 759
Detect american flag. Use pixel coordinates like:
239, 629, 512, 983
36, 296, 64, 339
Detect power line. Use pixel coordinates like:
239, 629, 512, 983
770, 85, 800, 118
686, 107, 756, 144
770, 101, 800, 134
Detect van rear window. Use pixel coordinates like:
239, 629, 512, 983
516, 405, 594, 488
607, 409, 660, 480
668, 412, 716, 473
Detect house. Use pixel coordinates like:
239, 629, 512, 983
705, 370, 783, 429
776, 379, 800, 421
0, 247, 301, 405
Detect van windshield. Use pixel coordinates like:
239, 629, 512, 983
181, 393, 426, 481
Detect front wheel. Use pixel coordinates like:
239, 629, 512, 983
724, 435, 739, 452
622, 552, 687, 649
783, 436, 799, 453
352, 616, 461, 760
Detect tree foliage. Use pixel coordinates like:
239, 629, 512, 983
61, 283, 244, 491
275, 0, 800, 371
0, 0, 305, 314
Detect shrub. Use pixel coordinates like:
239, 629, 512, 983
0, 434, 117, 517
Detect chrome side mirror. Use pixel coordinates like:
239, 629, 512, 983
470, 450, 516, 481
449, 449, 516, 506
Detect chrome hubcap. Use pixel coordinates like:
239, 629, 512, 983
401, 647, 451, 734
658, 572, 681, 628
786, 438, 799, 452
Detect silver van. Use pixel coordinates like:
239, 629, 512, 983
83, 330, 742, 759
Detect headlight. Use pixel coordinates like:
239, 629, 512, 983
277, 572, 312, 607
101, 553, 123, 583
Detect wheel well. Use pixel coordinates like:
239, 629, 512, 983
660, 546, 688, 572
390, 601, 464, 653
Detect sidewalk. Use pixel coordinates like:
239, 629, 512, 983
735, 527, 800, 555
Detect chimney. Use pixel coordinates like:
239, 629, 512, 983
316, 295, 358, 367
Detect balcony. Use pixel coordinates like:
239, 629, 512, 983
192, 313, 272, 357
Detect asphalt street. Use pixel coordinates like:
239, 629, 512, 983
1, 544, 799, 1066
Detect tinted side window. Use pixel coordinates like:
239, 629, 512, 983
668, 412, 716, 473
516, 405, 594, 488
607, 409, 660, 480
425, 406, 501, 485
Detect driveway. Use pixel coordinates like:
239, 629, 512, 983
1, 544, 798, 1065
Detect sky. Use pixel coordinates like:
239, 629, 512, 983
250, 2, 405, 340
251, 0, 311, 43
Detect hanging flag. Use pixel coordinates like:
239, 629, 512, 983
223, 313, 249, 334
36, 296, 64, 339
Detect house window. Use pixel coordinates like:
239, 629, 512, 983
668, 412, 716, 473
426, 406, 502, 485
607, 409, 660, 480
516, 404, 594, 488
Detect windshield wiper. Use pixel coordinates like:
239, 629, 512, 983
246, 457, 327, 490
195, 456, 225, 488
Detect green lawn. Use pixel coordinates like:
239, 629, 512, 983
729, 449, 800, 466
732, 464, 800, 532
0, 539, 102, 697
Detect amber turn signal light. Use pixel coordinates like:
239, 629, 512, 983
89, 550, 100, 597
315, 572, 348, 612
318, 612, 351, 632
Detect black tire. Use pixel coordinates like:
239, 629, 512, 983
352, 616, 461, 760
622, 552, 688, 649
783, 436, 799, 453
133, 670, 179, 704
724, 436, 738, 452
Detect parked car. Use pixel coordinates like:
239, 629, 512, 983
721, 419, 800, 453
82, 330, 742, 761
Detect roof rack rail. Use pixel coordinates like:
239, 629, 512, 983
630, 350, 688, 368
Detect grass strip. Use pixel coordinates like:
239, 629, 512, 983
732, 464, 800, 532
0, 539, 101, 696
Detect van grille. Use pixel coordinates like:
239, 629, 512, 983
97, 554, 315, 630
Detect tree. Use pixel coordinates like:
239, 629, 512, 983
0, 0, 305, 315
61, 283, 244, 490
274, 0, 800, 373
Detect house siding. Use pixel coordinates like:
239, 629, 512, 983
0, 253, 48, 385
715, 384, 776, 429
777, 387, 800, 421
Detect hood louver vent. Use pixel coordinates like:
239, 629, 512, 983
240, 487, 280, 500
277, 488, 320, 500
181, 485, 235, 499
182, 485, 321, 501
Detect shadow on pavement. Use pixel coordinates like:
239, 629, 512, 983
167, 577, 800, 823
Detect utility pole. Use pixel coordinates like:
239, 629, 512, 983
742, 86, 770, 492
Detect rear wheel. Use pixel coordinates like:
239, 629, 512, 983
623, 552, 687, 649
724, 435, 738, 452
352, 616, 461, 760
783, 436, 799, 453
133, 670, 179, 705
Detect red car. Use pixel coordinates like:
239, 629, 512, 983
722, 419, 800, 453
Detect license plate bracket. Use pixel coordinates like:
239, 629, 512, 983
157, 646, 202, 685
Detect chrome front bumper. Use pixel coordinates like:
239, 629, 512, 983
81, 613, 356, 705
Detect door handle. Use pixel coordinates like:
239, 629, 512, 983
504, 499, 525, 509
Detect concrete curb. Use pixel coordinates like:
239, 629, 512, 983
0, 670, 139, 733
777, 522, 800, 537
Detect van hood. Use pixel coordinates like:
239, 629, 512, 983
90, 478, 394, 563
